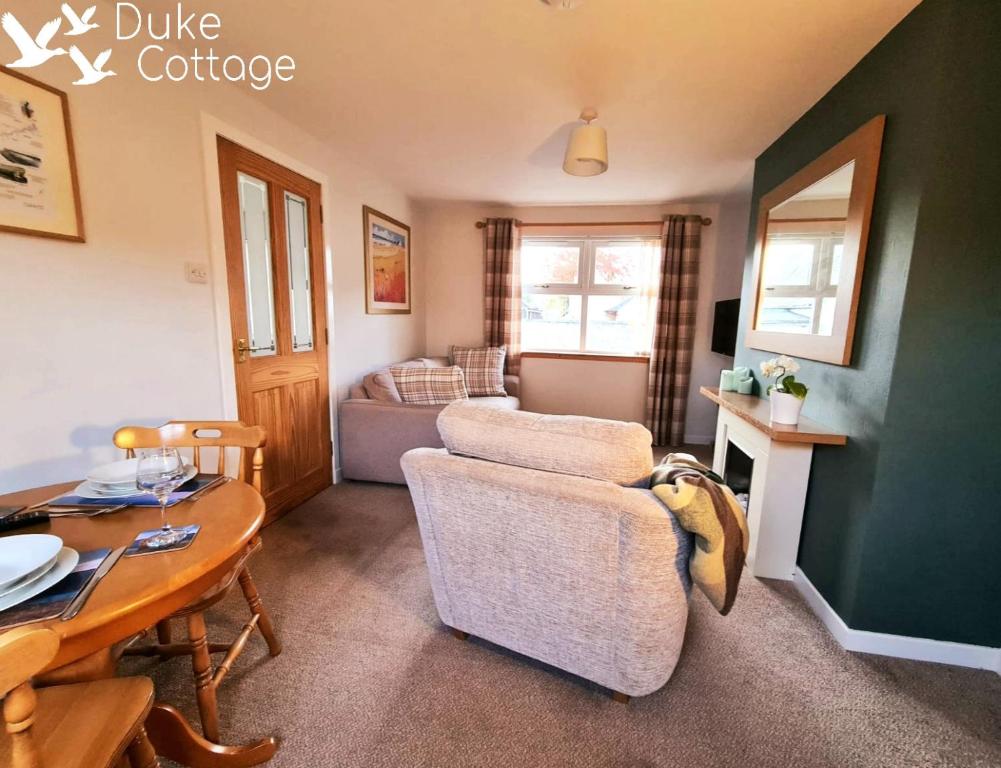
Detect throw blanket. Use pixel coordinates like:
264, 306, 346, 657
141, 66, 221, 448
651, 454, 749, 615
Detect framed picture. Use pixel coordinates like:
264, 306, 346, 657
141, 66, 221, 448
363, 205, 411, 314
0, 66, 84, 241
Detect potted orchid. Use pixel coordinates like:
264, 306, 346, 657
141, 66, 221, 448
760, 355, 809, 425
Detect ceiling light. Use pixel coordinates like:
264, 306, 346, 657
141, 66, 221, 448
563, 109, 608, 177
541, 0, 584, 9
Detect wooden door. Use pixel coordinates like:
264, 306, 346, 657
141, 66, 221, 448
217, 137, 332, 521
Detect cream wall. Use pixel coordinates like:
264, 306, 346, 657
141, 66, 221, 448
417, 199, 750, 441
0, 1, 422, 492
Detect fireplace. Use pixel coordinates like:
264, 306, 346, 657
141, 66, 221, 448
723, 440, 753, 514
701, 386, 847, 580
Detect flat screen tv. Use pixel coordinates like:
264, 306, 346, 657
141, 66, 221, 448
711, 298, 740, 357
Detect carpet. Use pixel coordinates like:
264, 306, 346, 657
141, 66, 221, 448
123, 481, 1001, 768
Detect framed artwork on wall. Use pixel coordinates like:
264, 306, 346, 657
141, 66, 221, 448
363, 205, 411, 315
0, 66, 84, 241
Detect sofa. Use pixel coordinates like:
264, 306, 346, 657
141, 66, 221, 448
339, 356, 521, 484
401, 402, 693, 700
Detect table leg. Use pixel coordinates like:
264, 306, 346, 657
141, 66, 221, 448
146, 703, 277, 768
187, 611, 221, 743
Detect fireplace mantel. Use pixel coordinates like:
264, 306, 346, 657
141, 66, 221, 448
701, 386, 847, 580
700, 387, 847, 445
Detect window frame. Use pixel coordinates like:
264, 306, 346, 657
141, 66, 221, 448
758, 223, 845, 336
520, 235, 659, 356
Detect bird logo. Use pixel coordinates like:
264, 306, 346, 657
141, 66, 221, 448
61, 4, 99, 36
68, 45, 115, 85
1, 13, 66, 68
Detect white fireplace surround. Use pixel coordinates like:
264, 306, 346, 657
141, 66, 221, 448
712, 408, 813, 580
702, 386, 846, 580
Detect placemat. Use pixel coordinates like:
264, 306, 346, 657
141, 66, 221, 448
0, 548, 112, 630
48, 474, 224, 508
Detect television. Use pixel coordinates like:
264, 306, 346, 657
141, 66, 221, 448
711, 298, 740, 357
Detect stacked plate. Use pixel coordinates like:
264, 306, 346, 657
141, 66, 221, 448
0, 534, 79, 612
73, 458, 196, 500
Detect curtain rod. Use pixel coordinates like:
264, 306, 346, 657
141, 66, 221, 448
475, 217, 711, 229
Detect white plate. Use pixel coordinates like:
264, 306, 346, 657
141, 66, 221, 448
0, 553, 58, 598
0, 534, 63, 591
72, 464, 197, 500
86, 458, 141, 485
0, 547, 79, 613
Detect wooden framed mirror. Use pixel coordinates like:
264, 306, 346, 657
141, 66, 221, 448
746, 115, 885, 365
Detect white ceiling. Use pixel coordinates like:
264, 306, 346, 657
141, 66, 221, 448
183, 0, 919, 205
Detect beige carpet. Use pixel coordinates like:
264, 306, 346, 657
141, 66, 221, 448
124, 481, 1001, 768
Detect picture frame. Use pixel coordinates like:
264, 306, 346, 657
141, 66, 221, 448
363, 205, 411, 315
0, 66, 85, 242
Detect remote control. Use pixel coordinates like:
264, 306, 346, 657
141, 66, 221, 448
0, 509, 51, 532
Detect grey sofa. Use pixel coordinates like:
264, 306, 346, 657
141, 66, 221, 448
401, 402, 693, 699
339, 356, 520, 484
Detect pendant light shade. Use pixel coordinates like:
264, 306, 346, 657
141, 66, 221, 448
563, 109, 608, 177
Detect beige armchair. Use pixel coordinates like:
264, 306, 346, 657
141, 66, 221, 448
402, 402, 693, 701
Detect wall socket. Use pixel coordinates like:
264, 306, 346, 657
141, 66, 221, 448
185, 261, 209, 284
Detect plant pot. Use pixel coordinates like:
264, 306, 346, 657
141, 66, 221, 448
770, 391, 804, 425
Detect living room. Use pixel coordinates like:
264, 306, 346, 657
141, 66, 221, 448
0, 1, 998, 767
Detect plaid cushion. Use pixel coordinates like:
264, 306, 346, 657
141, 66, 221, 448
390, 365, 469, 405
449, 346, 507, 397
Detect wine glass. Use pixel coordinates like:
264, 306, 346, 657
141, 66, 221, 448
135, 447, 189, 550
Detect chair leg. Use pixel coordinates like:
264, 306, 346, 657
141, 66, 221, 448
155, 620, 172, 645
186, 611, 221, 743
238, 566, 281, 657
611, 691, 631, 704
126, 724, 160, 767
450, 627, 470, 641
155, 620, 172, 660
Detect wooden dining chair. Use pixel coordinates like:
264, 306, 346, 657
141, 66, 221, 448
113, 420, 280, 743
0, 627, 159, 768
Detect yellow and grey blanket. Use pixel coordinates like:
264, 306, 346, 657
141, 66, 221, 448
651, 454, 749, 615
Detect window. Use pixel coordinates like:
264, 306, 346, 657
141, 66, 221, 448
521, 236, 660, 355
757, 226, 844, 336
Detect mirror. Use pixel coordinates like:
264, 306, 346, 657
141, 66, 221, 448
757, 161, 852, 337
747, 116, 885, 365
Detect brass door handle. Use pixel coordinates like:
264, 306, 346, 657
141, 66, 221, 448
235, 339, 275, 363
235, 338, 250, 363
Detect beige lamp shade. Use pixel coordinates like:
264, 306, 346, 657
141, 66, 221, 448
563, 120, 608, 177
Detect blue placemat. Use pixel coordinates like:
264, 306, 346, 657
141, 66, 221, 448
49, 474, 223, 508
0, 548, 112, 630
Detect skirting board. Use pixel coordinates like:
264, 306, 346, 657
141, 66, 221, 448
793, 568, 1001, 675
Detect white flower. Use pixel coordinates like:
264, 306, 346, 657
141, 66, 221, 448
777, 355, 800, 374
760, 360, 777, 377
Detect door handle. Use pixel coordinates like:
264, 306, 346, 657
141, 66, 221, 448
234, 339, 274, 363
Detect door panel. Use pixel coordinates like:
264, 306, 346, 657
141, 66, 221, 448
218, 137, 332, 521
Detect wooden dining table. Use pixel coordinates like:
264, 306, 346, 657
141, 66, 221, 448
0, 479, 278, 767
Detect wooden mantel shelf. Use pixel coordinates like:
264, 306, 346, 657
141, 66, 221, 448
700, 387, 847, 446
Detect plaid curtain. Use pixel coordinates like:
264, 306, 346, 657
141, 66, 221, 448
646, 215, 702, 446
483, 219, 522, 376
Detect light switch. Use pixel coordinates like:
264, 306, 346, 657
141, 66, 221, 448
185, 261, 209, 284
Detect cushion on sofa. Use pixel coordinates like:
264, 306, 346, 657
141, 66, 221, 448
362, 370, 403, 402
437, 401, 653, 486
391, 365, 469, 406
449, 345, 507, 397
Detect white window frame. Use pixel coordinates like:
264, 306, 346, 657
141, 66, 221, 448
759, 224, 845, 336
521, 235, 659, 355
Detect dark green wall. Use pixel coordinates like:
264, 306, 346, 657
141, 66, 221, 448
734, 0, 1000, 646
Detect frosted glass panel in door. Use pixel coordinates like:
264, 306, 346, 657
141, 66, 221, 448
238, 173, 277, 357
285, 192, 314, 351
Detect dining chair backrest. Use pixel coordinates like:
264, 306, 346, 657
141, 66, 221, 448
0, 627, 59, 767
114, 421, 267, 493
